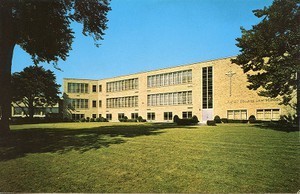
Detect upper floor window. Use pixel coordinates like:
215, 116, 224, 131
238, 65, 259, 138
92, 85, 97, 92
99, 85, 102, 92
106, 78, 138, 92
67, 83, 88, 93
147, 69, 192, 88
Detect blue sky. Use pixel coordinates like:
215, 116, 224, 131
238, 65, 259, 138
12, 0, 273, 90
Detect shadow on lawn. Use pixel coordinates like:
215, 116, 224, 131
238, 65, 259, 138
250, 123, 298, 132
0, 124, 171, 161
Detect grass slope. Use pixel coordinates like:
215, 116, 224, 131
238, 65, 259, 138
0, 123, 299, 192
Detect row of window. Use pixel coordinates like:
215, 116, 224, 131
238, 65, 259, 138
147, 69, 192, 88
106, 96, 138, 108
147, 91, 192, 106
106, 78, 138, 93
68, 99, 89, 109
13, 107, 59, 116
67, 83, 89, 93
227, 109, 280, 120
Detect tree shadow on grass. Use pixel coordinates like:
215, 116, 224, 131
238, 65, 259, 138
250, 123, 299, 132
0, 124, 172, 161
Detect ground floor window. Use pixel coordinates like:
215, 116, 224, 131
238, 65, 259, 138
72, 114, 85, 121
182, 111, 192, 119
256, 109, 280, 120
164, 112, 173, 120
147, 112, 155, 121
118, 113, 125, 120
106, 114, 112, 120
99, 114, 102, 118
131, 113, 139, 119
92, 114, 97, 118
227, 110, 247, 120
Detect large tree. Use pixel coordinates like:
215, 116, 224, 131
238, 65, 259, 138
0, 0, 111, 133
232, 0, 300, 119
11, 66, 60, 119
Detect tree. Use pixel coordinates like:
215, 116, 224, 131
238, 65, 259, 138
0, 0, 111, 133
11, 66, 60, 119
232, 0, 300, 119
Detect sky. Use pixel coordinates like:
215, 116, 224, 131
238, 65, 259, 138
12, 0, 273, 91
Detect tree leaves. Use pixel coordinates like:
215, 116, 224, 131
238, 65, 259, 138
232, 0, 300, 106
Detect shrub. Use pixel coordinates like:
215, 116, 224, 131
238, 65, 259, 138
119, 116, 128, 122
221, 118, 228, 123
214, 115, 221, 123
137, 116, 143, 122
86, 117, 90, 122
127, 119, 137, 122
248, 115, 256, 123
207, 120, 216, 126
90, 118, 95, 122
192, 115, 199, 124
80, 117, 86, 122
173, 115, 179, 123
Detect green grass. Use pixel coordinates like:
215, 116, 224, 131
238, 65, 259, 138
0, 122, 299, 192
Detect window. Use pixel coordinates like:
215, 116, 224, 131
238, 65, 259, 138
147, 69, 192, 88
256, 109, 280, 120
92, 85, 97, 92
92, 100, 97, 108
131, 113, 139, 120
72, 114, 85, 121
99, 100, 102, 108
147, 91, 192, 106
106, 96, 138, 108
99, 85, 102, 92
118, 113, 125, 120
99, 114, 102, 118
182, 111, 192, 119
13, 107, 23, 115
164, 112, 173, 120
147, 112, 155, 121
106, 78, 138, 92
227, 110, 247, 120
68, 99, 89, 109
92, 114, 97, 118
67, 83, 88, 93
106, 114, 112, 121
202, 66, 213, 109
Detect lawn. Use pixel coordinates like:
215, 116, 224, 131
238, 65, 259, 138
0, 122, 299, 192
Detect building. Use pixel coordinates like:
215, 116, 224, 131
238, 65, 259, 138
11, 102, 61, 118
63, 57, 295, 122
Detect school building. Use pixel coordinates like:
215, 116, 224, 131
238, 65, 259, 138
63, 57, 295, 122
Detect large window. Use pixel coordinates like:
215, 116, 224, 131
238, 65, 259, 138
256, 109, 280, 120
106, 78, 138, 92
202, 66, 213, 109
164, 112, 173, 120
106, 96, 138, 108
147, 112, 155, 121
147, 69, 192, 88
148, 91, 192, 106
227, 110, 247, 120
67, 83, 89, 93
68, 99, 89, 109
182, 111, 192, 119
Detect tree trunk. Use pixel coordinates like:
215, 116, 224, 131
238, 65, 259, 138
297, 71, 300, 127
0, 4, 16, 134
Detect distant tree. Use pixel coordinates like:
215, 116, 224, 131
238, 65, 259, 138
11, 66, 60, 119
0, 0, 111, 133
232, 0, 300, 119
